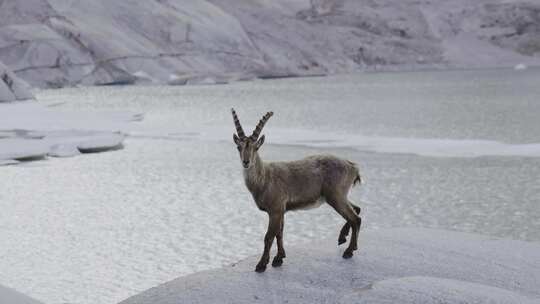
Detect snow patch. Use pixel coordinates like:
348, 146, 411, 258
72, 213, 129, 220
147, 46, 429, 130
171, 127, 540, 158
270, 129, 540, 157
133, 71, 157, 84
0, 159, 19, 166
515, 63, 528, 70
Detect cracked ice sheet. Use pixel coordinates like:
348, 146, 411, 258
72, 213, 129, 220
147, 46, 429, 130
0, 101, 137, 164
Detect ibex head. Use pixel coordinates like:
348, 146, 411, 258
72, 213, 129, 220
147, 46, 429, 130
231, 108, 273, 168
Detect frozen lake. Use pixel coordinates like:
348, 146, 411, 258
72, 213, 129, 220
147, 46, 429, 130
1, 69, 540, 304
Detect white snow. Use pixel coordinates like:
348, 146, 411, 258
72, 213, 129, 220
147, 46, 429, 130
0, 285, 44, 304
0, 101, 134, 164
152, 126, 540, 158
278, 131, 540, 158
515, 63, 528, 70
0, 159, 19, 165
119, 228, 540, 304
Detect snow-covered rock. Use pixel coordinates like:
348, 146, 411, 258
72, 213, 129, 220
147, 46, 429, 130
119, 228, 540, 304
1, 0, 539, 89
0, 285, 44, 304
0, 61, 34, 102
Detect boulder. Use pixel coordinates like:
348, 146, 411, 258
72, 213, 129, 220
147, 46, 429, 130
0, 61, 34, 102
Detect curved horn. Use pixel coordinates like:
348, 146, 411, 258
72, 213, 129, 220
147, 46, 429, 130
250, 111, 273, 140
231, 108, 246, 139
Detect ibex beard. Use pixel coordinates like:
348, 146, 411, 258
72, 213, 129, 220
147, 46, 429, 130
231, 109, 363, 273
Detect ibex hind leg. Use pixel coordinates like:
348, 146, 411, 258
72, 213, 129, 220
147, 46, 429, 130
327, 197, 361, 258
338, 202, 361, 246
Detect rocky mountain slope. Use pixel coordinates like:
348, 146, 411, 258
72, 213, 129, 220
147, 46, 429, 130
0, 0, 539, 89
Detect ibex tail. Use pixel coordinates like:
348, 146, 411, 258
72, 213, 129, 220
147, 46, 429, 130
354, 173, 362, 186
347, 160, 362, 186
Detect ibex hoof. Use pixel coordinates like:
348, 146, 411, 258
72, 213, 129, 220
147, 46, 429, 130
338, 237, 347, 245
255, 263, 267, 273
342, 250, 354, 259
271, 257, 283, 267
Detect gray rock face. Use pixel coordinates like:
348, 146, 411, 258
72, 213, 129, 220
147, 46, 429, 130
0, 61, 34, 102
0, 0, 539, 89
0, 284, 44, 304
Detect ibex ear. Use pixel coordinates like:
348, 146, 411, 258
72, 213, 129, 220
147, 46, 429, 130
255, 135, 265, 149
233, 134, 241, 145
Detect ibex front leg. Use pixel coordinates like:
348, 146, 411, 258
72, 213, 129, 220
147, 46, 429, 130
272, 213, 286, 267
256, 212, 281, 272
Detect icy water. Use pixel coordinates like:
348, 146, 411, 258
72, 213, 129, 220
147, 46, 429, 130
1, 69, 540, 304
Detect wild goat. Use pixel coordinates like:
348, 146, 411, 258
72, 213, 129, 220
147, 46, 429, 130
231, 109, 362, 272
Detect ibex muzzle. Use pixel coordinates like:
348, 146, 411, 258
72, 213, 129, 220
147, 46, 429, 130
232, 109, 362, 272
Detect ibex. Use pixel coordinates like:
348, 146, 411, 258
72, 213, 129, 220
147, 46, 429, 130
231, 109, 362, 272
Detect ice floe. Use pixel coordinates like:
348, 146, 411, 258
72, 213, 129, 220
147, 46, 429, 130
0, 101, 135, 164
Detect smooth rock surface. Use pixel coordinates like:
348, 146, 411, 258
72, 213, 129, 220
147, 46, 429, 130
0, 285, 44, 304
1, 0, 539, 88
0, 61, 34, 102
119, 228, 540, 304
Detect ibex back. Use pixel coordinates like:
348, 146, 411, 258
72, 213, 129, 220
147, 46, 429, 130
231, 109, 362, 272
